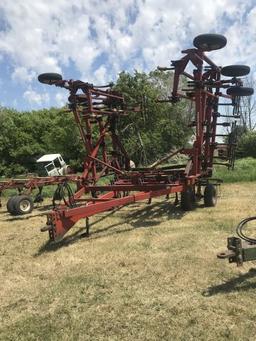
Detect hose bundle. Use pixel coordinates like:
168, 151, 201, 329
53, 182, 76, 208
236, 216, 256, 244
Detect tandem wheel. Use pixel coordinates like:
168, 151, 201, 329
180, 187, 195, 211
7, 195, 34, 215
204, 184, 217, 207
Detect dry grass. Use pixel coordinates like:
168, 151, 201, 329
1, 183, 256, 340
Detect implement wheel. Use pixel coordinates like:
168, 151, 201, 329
204, 184, 217, 207
181, 188, 194, 211
227, 86, 254, 97
13, 195, 34, 215
193, 34, 227, 51
38, 73, 62, 84
221, 65, 250, 77
7, 196, 17, 215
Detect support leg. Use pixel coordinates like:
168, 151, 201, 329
174, 193, 179, 206
80, 217, 90, 238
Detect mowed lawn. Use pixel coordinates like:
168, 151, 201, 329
1, 183, 256, 340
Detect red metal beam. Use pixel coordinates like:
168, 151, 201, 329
46, 185, 184, 240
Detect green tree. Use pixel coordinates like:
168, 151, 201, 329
236, 130, 256, 158
0, 107, 84, 176
114, 70, 193, 165
0, 69, 194, 176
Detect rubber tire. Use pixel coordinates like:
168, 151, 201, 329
13, 195, 34, 215
193, 33, 227, 51
221, 65, 250, 77
180, 188, 195, 211
38, 73, 62, 84
227, 86, 254, 97
7, 196, 18, 215
204, 184, 217, 207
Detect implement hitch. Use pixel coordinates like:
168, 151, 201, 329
218, 217, 256, 266
217, 237, 256, 266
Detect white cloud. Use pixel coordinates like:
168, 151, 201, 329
23, 88, 49, 106
0, 0, 255, 109
55, 91, 67, 107
94, 65, 108, 85
11, 66, 36, 83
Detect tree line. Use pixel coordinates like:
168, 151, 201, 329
0, 70, 254, 177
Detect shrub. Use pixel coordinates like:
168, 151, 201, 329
236, 131, 256, 158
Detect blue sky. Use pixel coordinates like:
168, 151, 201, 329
0, 0, 255, 111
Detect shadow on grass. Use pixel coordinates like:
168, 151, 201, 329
35, 206, 124, 256
126, 200, 184, 228
203, 268, 256, 296
0, 209, 7, 215
35, 199, 186, 256
4, 213, 49, 221
36, 204, 53, 211
1, 204, 52, 221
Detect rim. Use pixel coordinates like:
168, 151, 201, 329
19, 199, 31, 213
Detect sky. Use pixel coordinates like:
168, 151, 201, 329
0, 0, 255, 111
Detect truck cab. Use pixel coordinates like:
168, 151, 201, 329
36, 154, 69, 176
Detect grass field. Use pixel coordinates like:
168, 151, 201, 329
214, 157, 256, 183
1, 183, 256, 340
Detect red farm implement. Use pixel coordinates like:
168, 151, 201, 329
0, 175, 80, 215
38, 33, 253, 242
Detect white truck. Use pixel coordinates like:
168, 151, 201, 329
4, 154, 72, 215
36, 154, 70, 176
